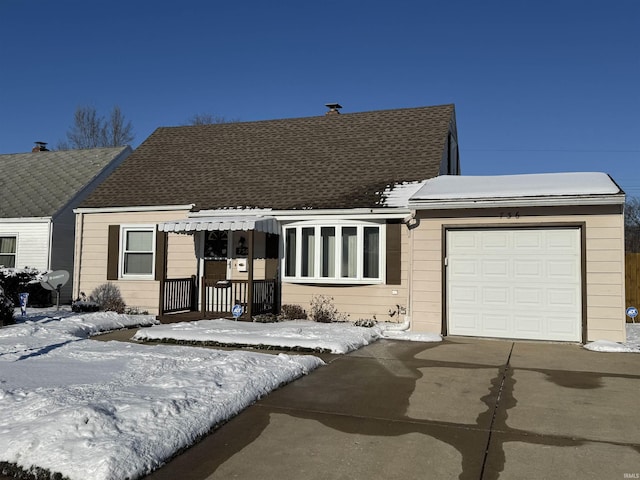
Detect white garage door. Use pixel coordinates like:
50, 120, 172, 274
446, 228, 582, 342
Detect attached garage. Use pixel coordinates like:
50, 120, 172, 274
446, 227, 582, 342
407, 172, 627, 343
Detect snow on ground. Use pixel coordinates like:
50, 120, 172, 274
0, 310, 323, 480
134, 318, 381, 353
583, 323, 640, 353
4, 306, 633, 480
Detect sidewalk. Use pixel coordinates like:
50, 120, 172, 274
143, 337, 640, 479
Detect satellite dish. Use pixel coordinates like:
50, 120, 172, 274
40, 270, 70, 291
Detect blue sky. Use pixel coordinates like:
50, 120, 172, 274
1, 1, 639, 196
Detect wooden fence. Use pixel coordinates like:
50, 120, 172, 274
626, 253, 640, 318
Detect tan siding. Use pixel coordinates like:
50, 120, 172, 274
75, 209, 191, 314
410, 209, 625, 342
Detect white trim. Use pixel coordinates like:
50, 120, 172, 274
0, 217, 52, 223
73, 204, 195, 214
191, 208, 411, 221
282, 221, 386, 284
118, 225, 156, 280
0, 233, 18, 268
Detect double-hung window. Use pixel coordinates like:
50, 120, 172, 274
0, 236, 17, 268
120, 226, 155, 278
284, 222, 384, 283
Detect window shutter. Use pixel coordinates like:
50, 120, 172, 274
155, 230, 167, 281
386, 221, 401, 285
107, 225, 120, 280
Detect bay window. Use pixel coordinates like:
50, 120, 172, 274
284, 223, 384, 283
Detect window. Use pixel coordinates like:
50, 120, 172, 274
283, 223, 384, 283
0, 236, 16, 268
120, 227, 155, 277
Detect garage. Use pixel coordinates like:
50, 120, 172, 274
446, 227, 582, 342
407, 172, 627, 343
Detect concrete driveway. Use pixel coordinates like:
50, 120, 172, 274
142, 337, 640, 480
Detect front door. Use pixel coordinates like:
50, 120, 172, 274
203, 231, 229, 281
204, 260, 227, 281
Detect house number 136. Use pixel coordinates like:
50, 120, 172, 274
500, 212, 520, 219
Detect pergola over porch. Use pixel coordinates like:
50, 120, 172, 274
156, 215, 280, 322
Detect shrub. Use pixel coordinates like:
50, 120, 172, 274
279, 304, 307, 320
71, 292, 100, 313
0, 267, 52, 308
90, 283, 126, 313
252, 313, 280, 323
309, 295, 348, 323
0, 285, 14, 326
354, 318, 377, 328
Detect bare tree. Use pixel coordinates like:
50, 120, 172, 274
625, 197, 640, 253
185, 113, 240, 125
58, 105, 134, 150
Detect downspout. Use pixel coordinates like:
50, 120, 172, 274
384, 211, 416, 334
47, 218, 53, 271
73, 211, 84, 299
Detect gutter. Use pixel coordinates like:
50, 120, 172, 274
409, 193, 626, 210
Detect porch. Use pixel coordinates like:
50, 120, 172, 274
155, 215, 281, 323
158, 276, 278, 322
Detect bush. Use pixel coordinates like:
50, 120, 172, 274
90, 283, 126, 313
279, 304, 307, 320
354, 318, 377, 328
252, 313, 280, 323
309, 295, 348, 323
0, 267, 52, 308
71, 292, 100, 313
0, 285, 14, 326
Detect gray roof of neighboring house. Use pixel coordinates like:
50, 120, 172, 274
0, 146, 132, 218
81, 104, 457, 211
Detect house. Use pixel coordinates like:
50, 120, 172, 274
0, 145, 132, 303
72, 104, 626, 343
73, 103, 459, 320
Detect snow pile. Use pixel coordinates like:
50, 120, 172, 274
583, 324, 640, 353
0, 312, 323, 480
134, 318, 385, 354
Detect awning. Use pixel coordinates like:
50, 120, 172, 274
158, 216, 280, 234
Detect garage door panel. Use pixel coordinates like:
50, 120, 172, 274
482, 287, 509, 305
483, 313, 510, 333
513, 259, 543, 278
447, 228, 581, 342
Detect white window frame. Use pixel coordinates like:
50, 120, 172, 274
283, 221, 385, 284
119, 225, 156, 280
0, 235, 17, 268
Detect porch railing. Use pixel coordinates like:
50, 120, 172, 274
163, 276, 198, 313
202, 279, 277, 317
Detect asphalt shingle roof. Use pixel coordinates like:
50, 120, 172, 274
81, 104, 456, 211
0, 146, 131, 218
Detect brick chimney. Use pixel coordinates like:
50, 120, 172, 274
32, 141, 49, 152
325, 103, 342, 115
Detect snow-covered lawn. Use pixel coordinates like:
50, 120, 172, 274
0, 310, 324, 480
132, 318, 438, 354
1, 307, 635, 480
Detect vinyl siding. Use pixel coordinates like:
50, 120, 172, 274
410, 208, 625, 343
75, 209, 193, 314
0, 220, 50, 270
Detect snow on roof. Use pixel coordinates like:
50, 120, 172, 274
411, 172, 622, 203
378, 180, 428, 207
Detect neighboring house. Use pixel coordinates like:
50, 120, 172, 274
0, 145, 132, 303
72, 104, 626, 343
